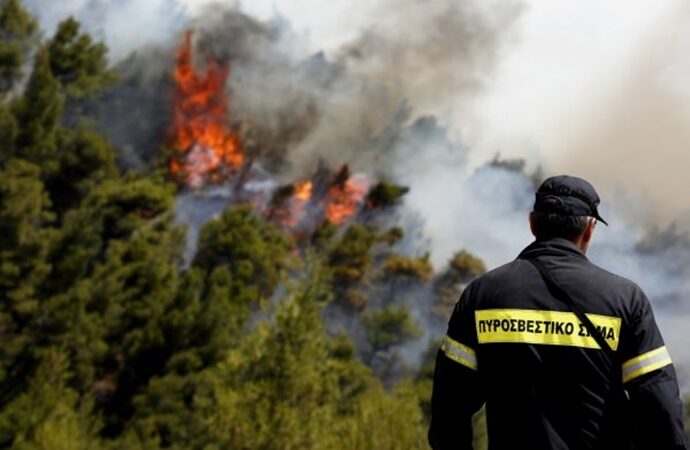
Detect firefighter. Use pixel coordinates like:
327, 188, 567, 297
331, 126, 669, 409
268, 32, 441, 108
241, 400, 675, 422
429, 175, 688, 450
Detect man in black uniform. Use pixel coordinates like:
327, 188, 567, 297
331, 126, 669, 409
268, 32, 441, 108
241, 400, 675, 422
429, 175, 687, 449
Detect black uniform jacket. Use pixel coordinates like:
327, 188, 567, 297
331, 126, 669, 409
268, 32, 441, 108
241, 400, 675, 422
429, 238, 687, 450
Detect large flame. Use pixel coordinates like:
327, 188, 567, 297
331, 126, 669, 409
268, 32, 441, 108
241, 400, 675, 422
167, 32, 372, 231
170, 31, 243, 188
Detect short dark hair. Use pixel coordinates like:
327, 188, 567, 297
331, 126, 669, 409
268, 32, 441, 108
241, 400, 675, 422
532, 212, 589, 241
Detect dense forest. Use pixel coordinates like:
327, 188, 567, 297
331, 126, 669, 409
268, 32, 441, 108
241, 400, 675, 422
0, 1, 687, 448
0, 1, 491, 448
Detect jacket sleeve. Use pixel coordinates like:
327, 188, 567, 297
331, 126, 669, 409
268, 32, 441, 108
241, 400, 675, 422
620, 287, 688, 449
428, 282, 485, 450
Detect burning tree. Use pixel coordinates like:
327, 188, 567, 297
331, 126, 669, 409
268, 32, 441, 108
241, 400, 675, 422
169, 31, 243, 188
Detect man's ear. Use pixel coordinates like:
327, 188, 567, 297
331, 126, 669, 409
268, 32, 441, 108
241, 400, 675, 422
529, 212, 537, 238
581, 217, 596, 247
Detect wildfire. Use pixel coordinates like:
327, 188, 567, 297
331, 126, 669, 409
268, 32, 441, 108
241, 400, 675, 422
170, 31, 243, 188
166, 32, 377, 233
325, 176, 368, 225
266, 168, 368, 229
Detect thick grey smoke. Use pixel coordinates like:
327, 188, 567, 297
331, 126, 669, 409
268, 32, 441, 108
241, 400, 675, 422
548, 2, 690, 229
288, 0, 523, 177
183, 0, 523, 180
24, 0, 186, 61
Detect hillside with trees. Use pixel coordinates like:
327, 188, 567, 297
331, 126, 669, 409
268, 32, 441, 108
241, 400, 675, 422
0, 2, 687, 449
0, 2, 494, 448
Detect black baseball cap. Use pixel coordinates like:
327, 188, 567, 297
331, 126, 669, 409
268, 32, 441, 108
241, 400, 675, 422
533, 175, 608, 226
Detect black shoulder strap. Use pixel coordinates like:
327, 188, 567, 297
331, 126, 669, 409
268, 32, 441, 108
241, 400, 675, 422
525, 258, 617, 364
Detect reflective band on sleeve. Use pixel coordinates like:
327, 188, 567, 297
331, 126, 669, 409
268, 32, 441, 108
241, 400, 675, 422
441, 335, 477, 371
622, 346, 673, 383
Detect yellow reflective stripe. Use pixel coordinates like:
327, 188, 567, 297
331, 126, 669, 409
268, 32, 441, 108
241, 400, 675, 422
475, 309, 621, 350
441, 335, 477, 370
622, 346, 672, 383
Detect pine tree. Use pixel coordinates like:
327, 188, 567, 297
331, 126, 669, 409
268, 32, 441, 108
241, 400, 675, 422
13, 46, 63, 175
47, 17, 113, 98
433, 249, 487, 318
193, 205, 292, 302
93, 213, 183, 436
48, 127, 118, 215
363, 306, 421, 360
44, 175, 175, 295
326, 224, 381, 310
379, 253, 433, 304
0, 0, 37, 94
202, 259, 343, 449
365, 181, 409, 210
22, 176, 180, 436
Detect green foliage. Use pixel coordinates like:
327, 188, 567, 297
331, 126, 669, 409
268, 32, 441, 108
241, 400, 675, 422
6, 11, 115, 205
205, 261, 343, 449
337, 381, 428, 450
0, 0, 35, 37
379, 226, 404, 246
381, 253, 433, 283
14, 176, 182, 435
363, 306, 422, 355
13, 46, 64, 174
0, 102, 18, 161
0, 0, 37, 93
415, 340, 439, 420
328, 224, 377, 286
365, 181, 409, 209
0, 351, 102, 450
47, 17, 114, 97
449, 249, 487, 280
0, 159, 53, 392
0, 159, 52, 302
311, 220, 338, 250
378, 253, 433, 305
324, 223, 401, 310
433, 249, 487, 318
47, 127, 118, 214
44, 176, 174, 294
194, 205, 292, 301
166, 266, 250, 371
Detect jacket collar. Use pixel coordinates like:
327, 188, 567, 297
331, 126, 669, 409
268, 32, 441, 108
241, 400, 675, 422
517, 237, 588, 261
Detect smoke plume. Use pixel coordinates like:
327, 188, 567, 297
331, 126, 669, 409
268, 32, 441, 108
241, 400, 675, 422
548, 2, 690, 228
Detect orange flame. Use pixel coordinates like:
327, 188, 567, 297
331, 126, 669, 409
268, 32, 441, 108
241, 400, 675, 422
266, 180, 314, 228
325, 176, 368, 225
294, 180, 313, 201
289, 180, 313, 225
170, 31, 243, 188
